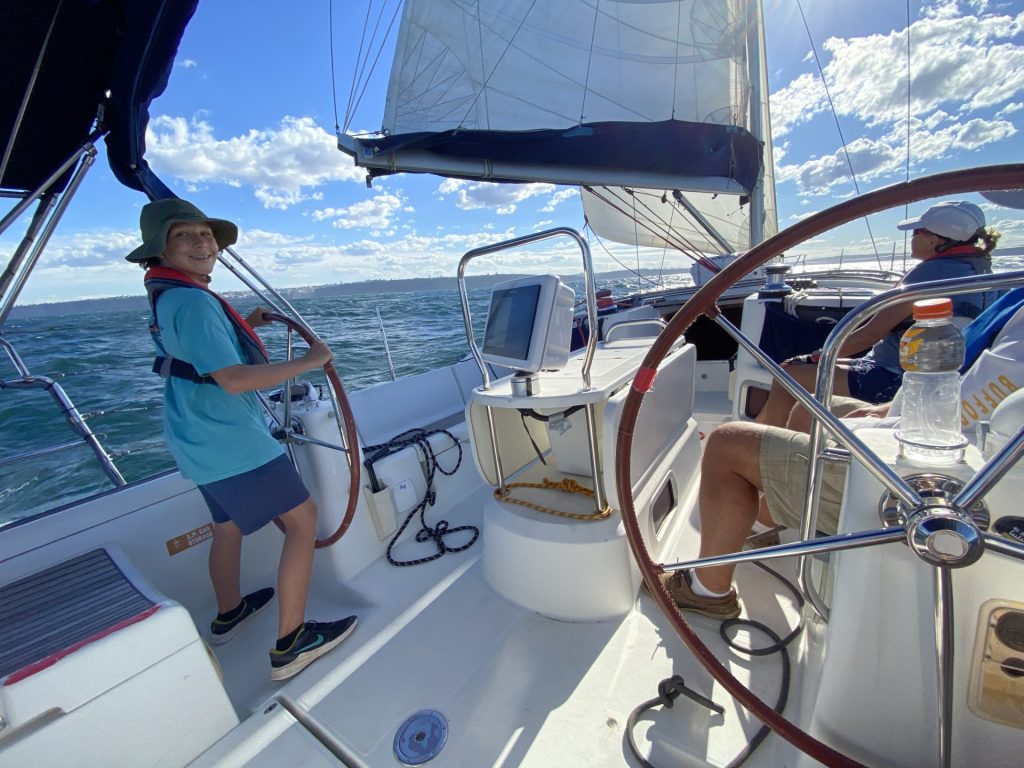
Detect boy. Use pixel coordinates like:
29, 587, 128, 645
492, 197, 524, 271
127, 198, 356, 681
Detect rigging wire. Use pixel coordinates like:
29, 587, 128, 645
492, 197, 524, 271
794, 0, 883, 268
342, 1, 403, 134
583, 224, 664, 290
329, 0, 341, 134
901, 0, 913, 271
341, 0, 372, 132
585, 185, 722, 274
579, 0, 601, 124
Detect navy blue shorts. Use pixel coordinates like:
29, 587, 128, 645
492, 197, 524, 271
846, 358, 903, 404
198, 454, 311, 535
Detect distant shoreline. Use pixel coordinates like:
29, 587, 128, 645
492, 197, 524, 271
11, 244, 1023, 320
7, 270, 681, 319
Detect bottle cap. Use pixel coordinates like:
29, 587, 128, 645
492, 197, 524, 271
911, 297, 953, 320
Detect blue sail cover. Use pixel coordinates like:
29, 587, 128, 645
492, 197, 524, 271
1, 0, 197, 199
356, 120, 762, 193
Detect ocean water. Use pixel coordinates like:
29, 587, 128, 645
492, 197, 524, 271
4, 256, 1021, 526
2, 278, 662, 525
0, 287, 504, 525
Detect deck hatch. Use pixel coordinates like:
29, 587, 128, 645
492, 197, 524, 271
0, 549, 154, 680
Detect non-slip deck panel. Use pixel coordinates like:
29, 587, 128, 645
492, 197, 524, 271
0, 549, 154, 679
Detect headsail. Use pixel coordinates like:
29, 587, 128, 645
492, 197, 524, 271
341, 1, 771, 198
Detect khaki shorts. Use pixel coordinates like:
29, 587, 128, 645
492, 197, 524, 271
758, 396, 866, 535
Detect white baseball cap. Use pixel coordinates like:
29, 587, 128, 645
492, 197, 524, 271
897, 201, 986, 242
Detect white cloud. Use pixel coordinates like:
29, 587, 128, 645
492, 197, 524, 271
311, 192, 407, 234
771, 6, 1024, 197
146, 115, 365, 210
540, 188, 579, 212
435, 180, 557, 214
176, 59, 197, 69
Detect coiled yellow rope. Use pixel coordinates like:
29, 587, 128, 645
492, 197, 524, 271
494, 476, 613, 521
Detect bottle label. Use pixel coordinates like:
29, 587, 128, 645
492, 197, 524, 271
899, 327, 925, 372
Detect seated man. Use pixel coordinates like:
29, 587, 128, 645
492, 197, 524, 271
754, 201, 1001, 428
661, 289, 1024, 619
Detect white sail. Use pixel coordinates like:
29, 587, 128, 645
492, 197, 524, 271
340, 0, 776, 251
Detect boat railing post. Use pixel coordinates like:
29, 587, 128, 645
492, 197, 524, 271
0, 337, 126, 487
0, 144, 98, 328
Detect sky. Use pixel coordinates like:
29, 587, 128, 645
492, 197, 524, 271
8, 0, 1024, 304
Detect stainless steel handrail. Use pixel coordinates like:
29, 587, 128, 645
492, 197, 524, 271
803, 270, 1024, 619
456, 227, 605, 510
0, 338, 125, 487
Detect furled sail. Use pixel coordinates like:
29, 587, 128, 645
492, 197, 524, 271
339, 0, 776, 252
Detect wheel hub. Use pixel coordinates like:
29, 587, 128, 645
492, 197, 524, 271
879, 473, 990, 567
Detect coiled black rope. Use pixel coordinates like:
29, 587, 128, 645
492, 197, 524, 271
363, 427, 480, 567
626, 562, 805, 767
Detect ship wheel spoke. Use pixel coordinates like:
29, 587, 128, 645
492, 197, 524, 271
662, 526, 905, 575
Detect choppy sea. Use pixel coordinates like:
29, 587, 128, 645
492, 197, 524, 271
4, 255, 1021, 527
1, 279, 651, 525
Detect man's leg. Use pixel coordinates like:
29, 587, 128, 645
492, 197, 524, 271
754, 363, 854, 427
753, 363, 818, 426
275, 497, 318, 639
209, 521, 244, 613
696, 422, 770, 593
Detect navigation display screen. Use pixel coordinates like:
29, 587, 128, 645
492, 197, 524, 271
482, 284, 541, 361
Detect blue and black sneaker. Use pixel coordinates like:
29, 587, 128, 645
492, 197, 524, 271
269, 615, 358, 681
209, 587, 275, 645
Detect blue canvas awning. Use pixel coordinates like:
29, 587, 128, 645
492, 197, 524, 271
1, 0, 197, 200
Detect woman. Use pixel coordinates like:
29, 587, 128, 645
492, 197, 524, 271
754, 200, 1001, 428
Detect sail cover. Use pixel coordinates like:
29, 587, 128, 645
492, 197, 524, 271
2, 0, 197, 199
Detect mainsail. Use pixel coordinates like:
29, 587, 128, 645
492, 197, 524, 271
339, 0, 777, 253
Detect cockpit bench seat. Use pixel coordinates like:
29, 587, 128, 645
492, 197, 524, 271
0, 547, 237, 766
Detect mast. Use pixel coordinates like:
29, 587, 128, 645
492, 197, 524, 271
745, 0, 777, 247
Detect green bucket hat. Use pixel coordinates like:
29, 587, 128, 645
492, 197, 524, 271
125, 199, 239, 263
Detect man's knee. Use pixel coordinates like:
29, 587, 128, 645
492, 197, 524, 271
703, 422, 766, 484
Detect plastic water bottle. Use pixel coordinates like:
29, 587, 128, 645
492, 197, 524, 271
898, 298, 965, 464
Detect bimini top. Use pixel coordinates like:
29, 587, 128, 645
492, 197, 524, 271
0, 0, 197, 198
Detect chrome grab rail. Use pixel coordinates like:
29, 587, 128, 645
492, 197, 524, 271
0, 338, 125, 487
456, 228, 605, 510
602, 318, 668, 342
0, 135, 128, 490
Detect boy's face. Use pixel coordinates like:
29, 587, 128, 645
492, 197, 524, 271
161, 221, 219, 279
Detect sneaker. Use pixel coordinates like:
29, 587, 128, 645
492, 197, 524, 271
209, 587, 275, 645
269, 616, 358, 682
656, 570, 741, 620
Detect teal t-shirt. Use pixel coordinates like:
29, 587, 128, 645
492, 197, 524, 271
154, 288, 283, 484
